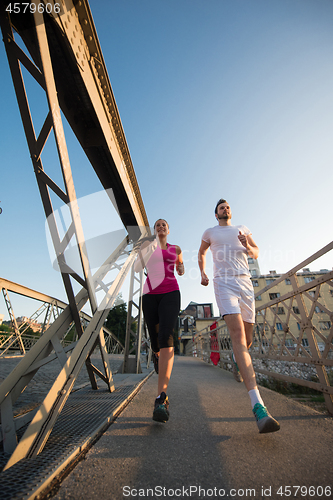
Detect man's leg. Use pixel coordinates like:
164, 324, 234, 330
224, 314, 257, 391
224, 313, 280, 433
244, 321, 254, 350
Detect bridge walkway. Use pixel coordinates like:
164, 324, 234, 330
52, 356, 332, 500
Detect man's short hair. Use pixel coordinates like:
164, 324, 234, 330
214, 199, 228, 214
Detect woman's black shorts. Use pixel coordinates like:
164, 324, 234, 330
142, 290, 180, 352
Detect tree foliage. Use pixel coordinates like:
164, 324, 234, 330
104, 294, 137, 348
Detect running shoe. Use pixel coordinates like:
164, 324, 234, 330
152, 351, 159, 374
230, 352, 243, 383
252, 403, 280, 433
153, 391, 169, 423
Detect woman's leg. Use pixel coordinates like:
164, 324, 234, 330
157, 347, 174, 395
142, 294, 160, 354
157, 290, 180, 395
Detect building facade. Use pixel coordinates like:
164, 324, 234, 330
181, 263, 332, 355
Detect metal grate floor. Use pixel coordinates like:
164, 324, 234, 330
0, 375, 151, 500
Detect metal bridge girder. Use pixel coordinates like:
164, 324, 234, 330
0, 0, 150, 470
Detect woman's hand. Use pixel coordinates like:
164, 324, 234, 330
177, 262, 185, 276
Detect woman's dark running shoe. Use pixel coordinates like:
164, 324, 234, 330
152, 352, 159, 374
153, 391, 169, 422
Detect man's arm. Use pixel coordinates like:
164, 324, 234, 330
198, 240, 210, 286
238, 232, 259, 259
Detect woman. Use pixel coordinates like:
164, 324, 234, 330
134, 219, 184, 422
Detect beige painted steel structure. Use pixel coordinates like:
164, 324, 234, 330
189, 242, 333, 414
0, 0, 150, 470
0, 277, 125, 357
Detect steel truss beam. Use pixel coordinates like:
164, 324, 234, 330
122, 266, 145, 374
1, 288, 26, 355
0, 1, 150, 469
0, 278, 125, 358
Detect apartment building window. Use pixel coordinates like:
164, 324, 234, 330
252, 280, 259, 287
330, 290, 333, 297
315, 306, 323, 313
285, 278, 291, 285
293, 306, 300, 314
266, 278, 275, 285
302, 339, 309, 347
285, 339, 294, 347
250, 269, 257, 277
319, 321, 331, 330
269, 292, 280, 300
304, 276, 315, 283
255, 295, 262, 301
276, 323, 283, 331
248, 258, 254, 264
277, 307, 285, 315
297, 323, 301, 330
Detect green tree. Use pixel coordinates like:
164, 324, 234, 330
104, 294, 137, 349
0, 323, 12, 334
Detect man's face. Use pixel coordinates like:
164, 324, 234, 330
216, 202, 232, 220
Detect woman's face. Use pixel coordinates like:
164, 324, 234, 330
154, 219, 169, 237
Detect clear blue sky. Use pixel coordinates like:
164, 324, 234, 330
1, 0, 333, 321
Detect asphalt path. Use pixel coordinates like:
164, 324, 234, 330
52, 356, 333, 500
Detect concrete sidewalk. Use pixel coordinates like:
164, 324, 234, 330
53, 356, 333, 500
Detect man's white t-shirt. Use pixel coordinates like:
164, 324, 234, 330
201, 225, 251, 279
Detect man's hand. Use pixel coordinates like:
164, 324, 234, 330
238, 231, 249, 250
201, 272, 209, 286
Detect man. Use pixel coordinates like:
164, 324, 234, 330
198, 199, 280, 433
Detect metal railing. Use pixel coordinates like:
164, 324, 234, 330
189, 242, 333, 414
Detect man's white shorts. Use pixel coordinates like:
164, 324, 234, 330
213, 276, 255, 324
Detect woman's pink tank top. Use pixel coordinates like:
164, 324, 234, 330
143, 244, 179, 295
